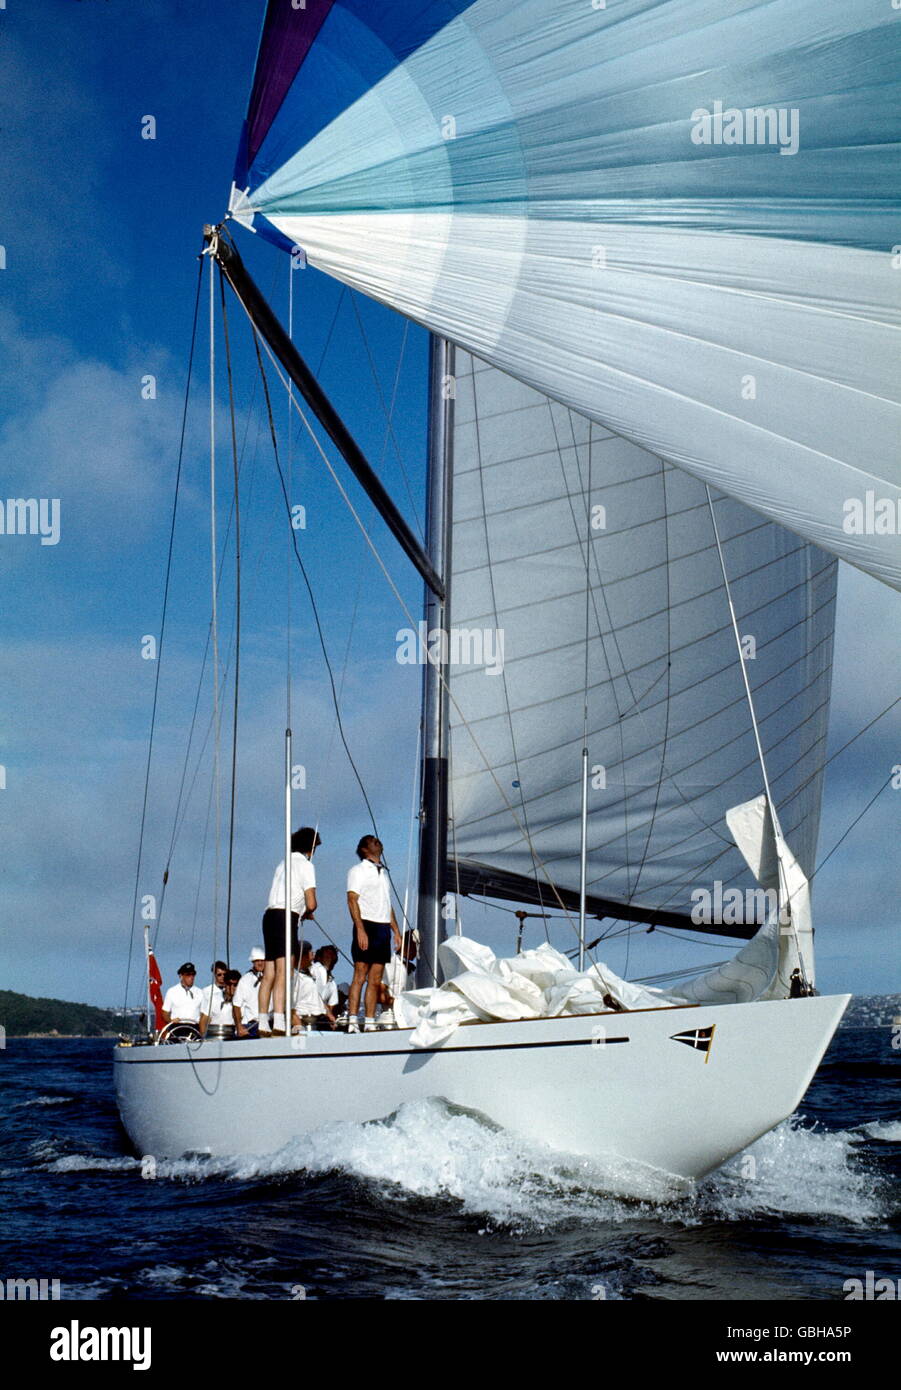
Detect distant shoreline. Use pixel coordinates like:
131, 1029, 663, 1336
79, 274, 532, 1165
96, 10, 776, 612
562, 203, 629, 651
7, 1032, 121, 1040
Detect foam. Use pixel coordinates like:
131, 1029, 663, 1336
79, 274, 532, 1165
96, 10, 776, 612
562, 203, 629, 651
696, 1118, 886, 1225
855, 1119, 901, 1142
30, 1099, 890, 1231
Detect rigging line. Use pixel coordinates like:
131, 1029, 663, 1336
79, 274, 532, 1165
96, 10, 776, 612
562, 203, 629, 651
527, 442, 829, 852
377, 317, 410, 472
808, 772, 894, 887
578, 422, 593, 959
239, 310, 600, 949
646, 927, 740, 949
632, 762, 824, 923
469, 640, 833, 866
549, 403, 633, 902
702, 766, 897, 936
207, 248, 223, 980
157, 428, 263, 937
218, 268, 242, 968
635, 960, 732, 982
402, 719, 422, 934
285, 285, 354, 777
629, 460, 674, 903
321, 565, 363, 778
122, 252, 203, 1014
349, 292, 423, 539
166, 595, 243, 894
305, 917, 353, 973
454, 558, 834, 704
289, 286, 358, 795
454, 636, 832, 834
154, 274, 274, 952
471, 367, 552, 932
575, 470, 724, 852
705, 486, 796, 942
460, 894, 531, 917
315, 326, 410, 781
637, 797, 817, 919
189, 766, 217, 960
286, 261, 293, 733
316, 286, 348, 375
791, 693, 901, 804
450, 759, 462, 918
249, 322, 384, 843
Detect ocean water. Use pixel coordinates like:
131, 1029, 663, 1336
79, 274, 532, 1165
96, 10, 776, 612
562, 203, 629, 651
0, 1030, 897, 1301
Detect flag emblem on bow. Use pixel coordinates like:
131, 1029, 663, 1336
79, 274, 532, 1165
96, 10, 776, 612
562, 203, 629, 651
670, 1025, 716, 1062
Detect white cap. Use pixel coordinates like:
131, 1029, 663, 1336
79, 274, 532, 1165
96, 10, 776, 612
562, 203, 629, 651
250, 946, 265, 962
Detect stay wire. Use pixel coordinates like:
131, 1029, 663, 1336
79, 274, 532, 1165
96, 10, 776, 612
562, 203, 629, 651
122, 253, 203, 1016
242, 321, 596, 958
248, 322, 384, 845
218, 267, 242, 967
207, 251, 222, 987
349, 293, 423, 539
214, 265, 664, 974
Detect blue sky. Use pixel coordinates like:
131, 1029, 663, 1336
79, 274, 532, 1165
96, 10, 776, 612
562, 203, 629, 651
1, 0, 898, 1008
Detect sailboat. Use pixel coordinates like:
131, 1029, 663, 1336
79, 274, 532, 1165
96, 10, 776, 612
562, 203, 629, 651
115, 0, 899, 1182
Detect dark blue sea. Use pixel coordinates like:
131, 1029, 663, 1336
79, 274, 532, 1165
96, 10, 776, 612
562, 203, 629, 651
1, 1029, 898, 1302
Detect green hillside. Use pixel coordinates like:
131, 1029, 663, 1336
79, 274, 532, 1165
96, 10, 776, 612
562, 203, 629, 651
0, 989, 120, 1037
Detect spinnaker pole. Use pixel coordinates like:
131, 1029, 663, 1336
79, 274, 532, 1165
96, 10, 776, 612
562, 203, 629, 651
205, 228, 444, 601
416, 337, 454, 988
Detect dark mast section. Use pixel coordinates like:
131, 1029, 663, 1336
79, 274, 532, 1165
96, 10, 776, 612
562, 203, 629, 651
416, 337, 455, 987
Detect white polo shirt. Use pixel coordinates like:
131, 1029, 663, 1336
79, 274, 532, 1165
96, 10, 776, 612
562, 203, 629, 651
268, 852, 316, 915
346, 858, 391, 923
234, 970, 262, 1024
383, 954, 411, 1001
162, 983, 203, 1023
292, 970, 325, 1016
202, 990, 237, 1027
310, 960, 338, 1008
198, 983, 225, 1018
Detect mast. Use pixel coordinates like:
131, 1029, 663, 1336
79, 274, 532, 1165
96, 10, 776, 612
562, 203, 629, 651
415, 336, 454, 988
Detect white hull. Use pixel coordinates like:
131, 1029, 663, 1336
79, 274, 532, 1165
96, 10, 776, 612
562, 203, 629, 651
114, 994, 849, 1181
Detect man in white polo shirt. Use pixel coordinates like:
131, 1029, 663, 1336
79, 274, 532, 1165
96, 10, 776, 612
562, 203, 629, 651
259, 826, 321, 1036
346, 835, 401, 1033
234, 946, 266, 1038
161, 963, 203, 1025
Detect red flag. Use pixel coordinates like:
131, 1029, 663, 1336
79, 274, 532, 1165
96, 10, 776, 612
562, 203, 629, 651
148, 947, 165, 1030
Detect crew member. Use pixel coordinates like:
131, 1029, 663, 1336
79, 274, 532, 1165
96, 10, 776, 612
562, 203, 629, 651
378, 930, 418, 1028
346, 835, 401, 1033
199, 961, 229, 1023
161, 963, 203, 1025
234, 946, 265, 1038
291, 941, 334, 1030
311, 945, 339, 1014
199, 969, 241, 1037
259, 827, 321, 1037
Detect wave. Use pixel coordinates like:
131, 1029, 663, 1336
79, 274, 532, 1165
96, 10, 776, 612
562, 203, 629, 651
854, 1119, 901, 1142
21, 1095, 76, 1108
695, 1118, 886, 1224
30, 1098, 891, 1230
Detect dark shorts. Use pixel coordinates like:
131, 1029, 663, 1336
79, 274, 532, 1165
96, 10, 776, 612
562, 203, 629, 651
352, 920, 391, 966
262, 908, 299, 961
